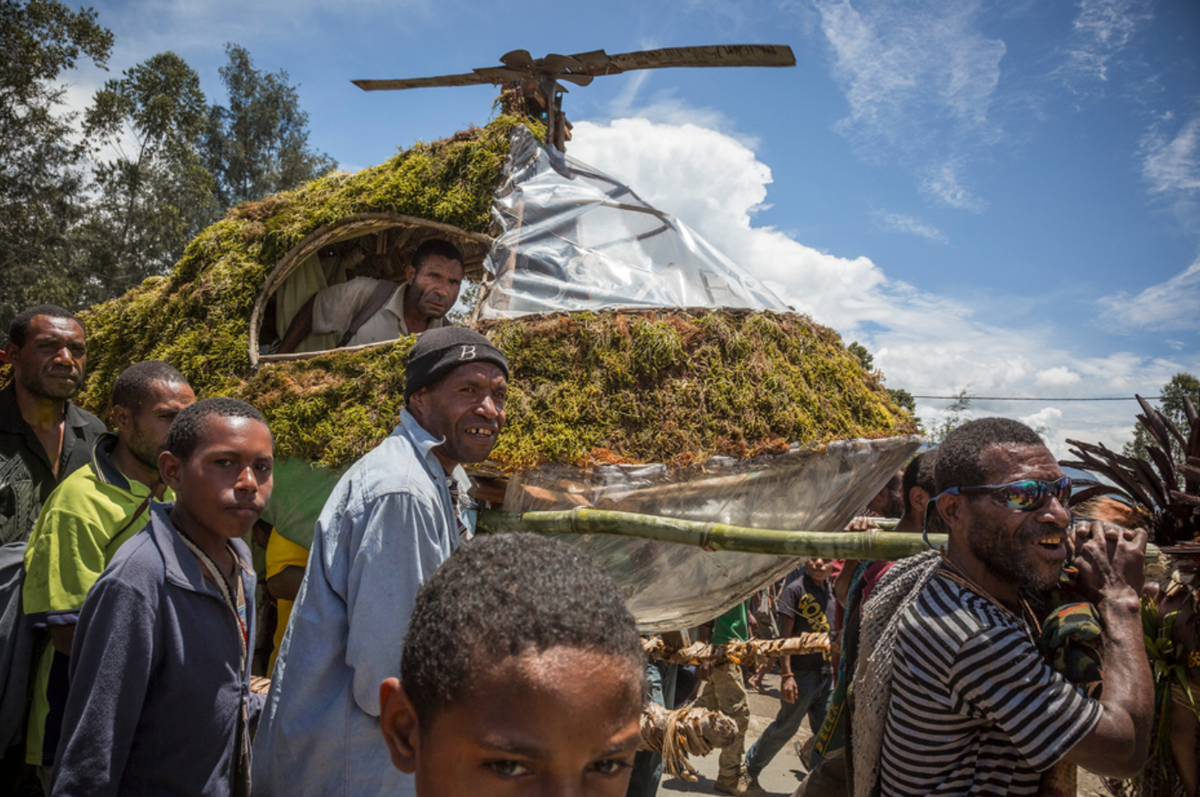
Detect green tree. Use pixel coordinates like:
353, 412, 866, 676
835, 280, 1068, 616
70, 51, 216, 305
203, 44, 335, 208
848, 340, 919, 421
928, 389, 973, 444
1122, 372, 1200, 463
0, 0, 112, 338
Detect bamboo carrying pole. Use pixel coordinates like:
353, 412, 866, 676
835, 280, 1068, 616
476, 507, 1164, 564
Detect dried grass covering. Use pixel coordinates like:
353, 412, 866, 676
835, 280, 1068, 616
210, 309, 914, 471
40, 116, 912, 473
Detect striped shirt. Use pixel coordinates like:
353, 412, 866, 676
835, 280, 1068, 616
878, 572, 1102, 796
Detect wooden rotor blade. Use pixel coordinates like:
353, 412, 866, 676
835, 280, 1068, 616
601, 44, 796, 74
541, 53, 584, 71
559, 73, 595, 86
500, 49, 534, 69
352, 73, 495, 91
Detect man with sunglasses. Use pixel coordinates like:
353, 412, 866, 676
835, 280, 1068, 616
860, 417, 1152, 797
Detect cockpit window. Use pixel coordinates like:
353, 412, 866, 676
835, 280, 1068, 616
250, 214, 490, 366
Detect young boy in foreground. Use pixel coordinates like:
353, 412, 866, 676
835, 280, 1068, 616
51, 398, 273, 797
379, 533, 649, 797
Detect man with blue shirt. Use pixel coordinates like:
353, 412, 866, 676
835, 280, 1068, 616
252, 327, 509, 797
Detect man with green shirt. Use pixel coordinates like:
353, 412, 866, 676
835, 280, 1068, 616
696, 601, 762, 796
21, 361, 194, 788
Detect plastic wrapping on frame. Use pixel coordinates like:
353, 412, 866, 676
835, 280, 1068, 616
477, 126, 790, 319
502, 434, 921, 633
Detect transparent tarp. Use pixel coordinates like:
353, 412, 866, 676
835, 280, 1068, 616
478, 126, 789, 319
503, 435, 920, 633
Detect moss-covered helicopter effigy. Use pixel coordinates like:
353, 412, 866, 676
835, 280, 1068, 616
54, 45, 925, 632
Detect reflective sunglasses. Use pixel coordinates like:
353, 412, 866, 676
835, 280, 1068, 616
943, 476, 1072, 512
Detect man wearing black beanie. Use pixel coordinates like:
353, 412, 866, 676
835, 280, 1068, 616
254, 327, 509, 797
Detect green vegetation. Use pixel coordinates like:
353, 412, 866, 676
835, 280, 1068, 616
72, 117, 524, 424
27, 115, 913, 473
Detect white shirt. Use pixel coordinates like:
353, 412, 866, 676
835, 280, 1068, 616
311, 277, 445, 346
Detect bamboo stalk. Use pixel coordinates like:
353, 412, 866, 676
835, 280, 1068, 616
475, 507, 1163, 564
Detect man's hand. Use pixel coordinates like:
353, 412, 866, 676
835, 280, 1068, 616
844, 516, 879, 532
695, 661, 712, 682
780, 674, 798, 704
1072, 521, 1147, 604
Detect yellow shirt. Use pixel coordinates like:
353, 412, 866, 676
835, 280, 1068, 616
265, 530, 310, 673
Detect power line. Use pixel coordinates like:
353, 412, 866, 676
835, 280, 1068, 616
911, 395, 1162, 402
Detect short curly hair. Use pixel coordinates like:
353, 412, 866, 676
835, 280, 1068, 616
933, 417, 1044, 494
165, 397, 269, 462
9, 304, 81, 347
112, 361, 187, 411
401, 533, 647, 728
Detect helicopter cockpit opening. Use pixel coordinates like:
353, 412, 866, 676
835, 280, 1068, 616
249, 213, 491, 366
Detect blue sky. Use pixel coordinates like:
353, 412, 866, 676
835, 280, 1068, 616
66, 0, 1200, 455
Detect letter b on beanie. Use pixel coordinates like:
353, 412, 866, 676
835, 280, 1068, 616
404, 327, 509, 401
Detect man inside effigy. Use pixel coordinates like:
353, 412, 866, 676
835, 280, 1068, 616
852, 418, 1153, 797
51, 398, 273, 797
252, 327, 509, 797
276, 238, 464, 353
22, 361, 194, 791
379, 532, 647, 797
743, 557, 835, 793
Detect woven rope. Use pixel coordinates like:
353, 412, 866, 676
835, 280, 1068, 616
850, 549, 942, 797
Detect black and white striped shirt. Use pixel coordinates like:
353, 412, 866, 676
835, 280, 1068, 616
878, 573, 1102, 796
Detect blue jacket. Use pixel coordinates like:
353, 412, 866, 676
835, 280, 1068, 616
252, 409, 470, 797
51, 503, 263, 797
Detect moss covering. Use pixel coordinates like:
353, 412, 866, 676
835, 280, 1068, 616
16, 116, 914, 473
72, 116, 526, 417
152, 309, 911, 472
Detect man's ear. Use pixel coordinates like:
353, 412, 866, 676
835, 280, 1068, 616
937, 491, 967, 529
379, 678, 419, 774
158, 450, 183, 491
112, 404, 132, 435
405, 265, 417, 286
406, 387, 428, 423
910, 487, 930, 517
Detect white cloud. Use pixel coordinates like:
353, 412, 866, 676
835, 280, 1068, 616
811, 0, 1004, 204
1058, 0, 1153, 89
873, 210, 949, 244
570, 116, 1193, 454
1141, 115, 1200, 196
920, 158, 984, 211
1021, 406, 1064, 436
1099, 253, 1200, 333
1035, 367, 1082, 389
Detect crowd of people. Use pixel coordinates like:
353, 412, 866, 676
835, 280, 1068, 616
0, 237, 1195, 797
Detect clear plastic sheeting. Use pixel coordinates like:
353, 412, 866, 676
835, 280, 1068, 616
502, 435, 921, 633
478, 126, 789, 319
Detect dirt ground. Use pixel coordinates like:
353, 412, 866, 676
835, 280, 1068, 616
659, 672, 1110, 796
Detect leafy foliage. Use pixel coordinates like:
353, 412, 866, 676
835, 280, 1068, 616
1123, 372, 1200, 465
71, 52, 217, 307
0, 0, 113, 338
203, 44, 336, 208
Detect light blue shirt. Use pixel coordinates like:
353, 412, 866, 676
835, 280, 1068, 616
251, 410, 470, 797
